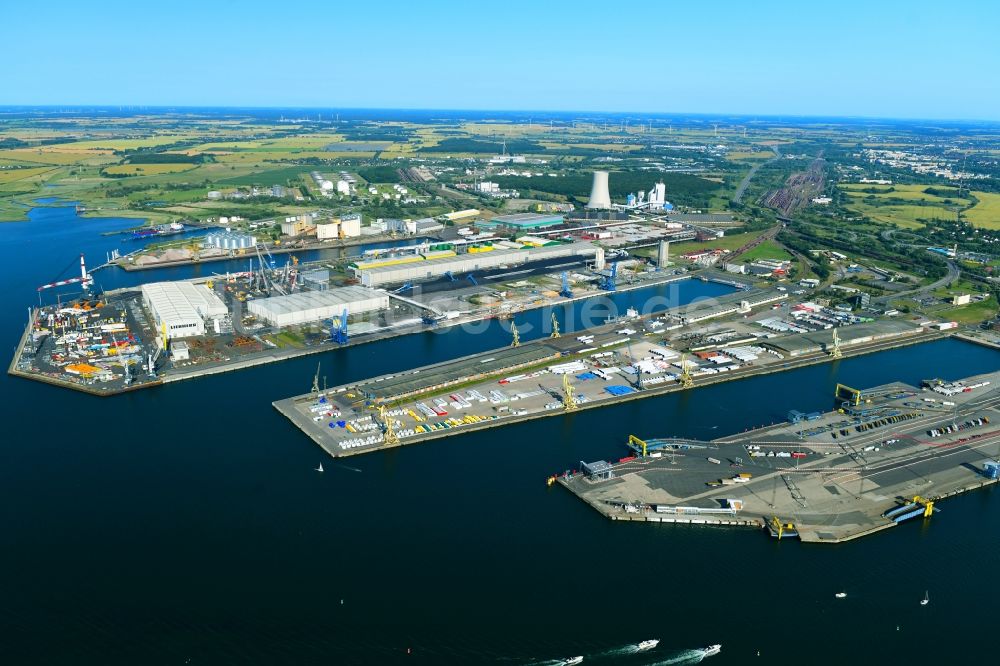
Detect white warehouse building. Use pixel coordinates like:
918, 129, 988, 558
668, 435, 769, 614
247, 286, 389, 328
141, 281, 228, 339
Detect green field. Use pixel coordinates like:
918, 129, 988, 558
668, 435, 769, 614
218, 166, 310, 187
839, 184, 963, 229
735, 240, 792, 262
965, 191, 1000, 229
937, 298, 998, 324
659, 231, 766, 257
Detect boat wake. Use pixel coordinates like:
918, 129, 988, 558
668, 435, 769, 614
337, 464, 363, 473
643, 650, 707, 665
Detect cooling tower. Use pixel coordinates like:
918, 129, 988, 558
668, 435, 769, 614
586, 171, 611, 209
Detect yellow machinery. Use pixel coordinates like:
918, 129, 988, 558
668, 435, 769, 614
835, 383, 862, 406
769, 516, 797, 539
679, 353, 694, 388
291, 255, 299, 266
912, 495, 935, 517
510, 321, 520, 348
160, 322, 168, 351
830, 328, 843, 359
379, 405, 399, 446
550, 312, 560, 338
205, 279, 214, 290
628, 434, 648, 457
563, 374, 576, 411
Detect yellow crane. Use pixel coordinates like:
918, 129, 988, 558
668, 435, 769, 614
563, 374, 577, 411
628, 434, 648, 457
679, 353, 694, 388
510, 321, 520, 348
550, 312, 560, 338
380, 405, 399, 446
912, 495, 935, 517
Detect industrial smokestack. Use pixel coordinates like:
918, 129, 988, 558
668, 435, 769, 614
586, 171, 611, 209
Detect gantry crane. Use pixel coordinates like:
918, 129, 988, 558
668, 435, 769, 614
550, 312, 561, 338
830, 328, 843, 359
510, 321, 520, 348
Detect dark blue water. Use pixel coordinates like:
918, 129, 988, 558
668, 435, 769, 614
2, 204, 1000, 665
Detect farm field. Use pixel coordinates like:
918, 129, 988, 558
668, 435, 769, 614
965, 191, 1000, 229
103, 163, 197, 176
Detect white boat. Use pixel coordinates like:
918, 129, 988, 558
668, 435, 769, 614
835, 592, 847, 599
316, 463, 324, 473
636, 639, 659, 652
697, 645, 722, 657
561, 657, 583, 666
921, 591, 929, 606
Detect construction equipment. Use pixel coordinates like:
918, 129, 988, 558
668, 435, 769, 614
830, 328, 843, 359
559, 271, 573, 298
444, 271, 456, 282
510, 321, 520, 348
467, 274, 478, 286
550, 312, 561, 338
599, 262, 618, 292
562, 374, 577, 411
312, 362, 321, 396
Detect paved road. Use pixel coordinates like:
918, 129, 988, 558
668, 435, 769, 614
732, 145, 781, 204
874, 259, 959, 304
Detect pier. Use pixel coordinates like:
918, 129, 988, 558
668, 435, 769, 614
556, 369, 1000, 543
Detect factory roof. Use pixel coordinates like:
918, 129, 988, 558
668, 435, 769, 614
249, 286, 385, 315
765, 320, 921, 354
141, 281, 228, 322
491, 213, 564, 227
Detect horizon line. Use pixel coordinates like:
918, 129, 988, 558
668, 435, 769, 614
0, 104, 998, 126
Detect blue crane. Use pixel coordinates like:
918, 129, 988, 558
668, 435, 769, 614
467, 274, 478, 286
599, 262, 618, 292
329, 307, 349, 345
559, 271, 573, 298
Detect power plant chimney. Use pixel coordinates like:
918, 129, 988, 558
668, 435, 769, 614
586, 170, 611, 209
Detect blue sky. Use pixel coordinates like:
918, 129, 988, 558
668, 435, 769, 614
4, 0, 998, 120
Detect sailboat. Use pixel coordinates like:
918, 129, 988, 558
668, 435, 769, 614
921, 591, 929, 606
316, 463, 324, 473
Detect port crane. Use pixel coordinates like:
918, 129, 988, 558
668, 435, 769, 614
562, 374, 577, 411
510, 321, 520, 347
678, 353, 694, 388
379, 404, 400, 446
830, 328, 843, 359
550, 312, 561, 338
328, 308, 349, 345
599, 262, 618, 292
37, 254, 94, 298
559, 271, 573, 298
